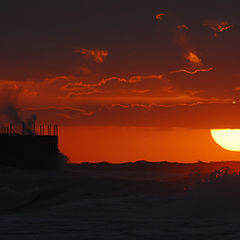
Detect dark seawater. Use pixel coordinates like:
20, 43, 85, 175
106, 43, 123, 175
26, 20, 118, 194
0, 163, 240, 239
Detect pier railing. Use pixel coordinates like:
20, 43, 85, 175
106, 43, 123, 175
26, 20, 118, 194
0, 124, 58, 136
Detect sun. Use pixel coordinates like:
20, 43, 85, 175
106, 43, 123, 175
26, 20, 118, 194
210, 129, 240, 152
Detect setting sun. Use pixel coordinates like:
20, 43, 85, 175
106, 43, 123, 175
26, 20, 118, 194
211, 129, 240, 152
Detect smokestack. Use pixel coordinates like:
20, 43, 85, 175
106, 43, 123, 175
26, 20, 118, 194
53, 125, 58, 136
48, 124, 52, 136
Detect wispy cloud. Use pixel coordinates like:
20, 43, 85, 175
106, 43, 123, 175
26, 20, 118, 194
177, 24, 189, 30
204, 20, 232, 37
155, 13, 166, 20
74, 48, 109, 63
186, 51, 202, 65
0, 81, 38, 99
129, 75, 163, 81
61, 75, 163, 93
61, 77, 140, 91
27, 106, 94, 116
175, 24, 203, 66
172, 67, 213, 75
131, 89, 151, 94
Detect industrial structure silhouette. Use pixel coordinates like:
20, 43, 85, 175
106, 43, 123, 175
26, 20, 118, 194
0, 124, 59, 170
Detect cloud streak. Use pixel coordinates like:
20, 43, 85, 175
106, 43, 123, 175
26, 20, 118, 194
177, 24, 189, 30
172, 67, 213, 75
175, 23, 203, 66
61, 75, 163, 93
186, 51, 202, 65
45, 101, 235, 128
75, 48, 109, 63
155, 13, 166, 20
204, 20, 232, 37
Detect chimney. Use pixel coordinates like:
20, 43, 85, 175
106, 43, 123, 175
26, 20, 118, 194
48, 124, 52, 136
54, 125, 58, 136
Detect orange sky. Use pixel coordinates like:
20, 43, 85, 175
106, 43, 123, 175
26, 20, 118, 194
1, 1, 240, 163
59, 127, 240, 163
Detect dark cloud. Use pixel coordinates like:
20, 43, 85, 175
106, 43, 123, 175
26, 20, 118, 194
0, 0, 238, 80
0, 0, 240, 130
26, 102, 240, 129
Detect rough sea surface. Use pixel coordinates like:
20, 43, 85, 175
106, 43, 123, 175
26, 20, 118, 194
0, 163, 240, 240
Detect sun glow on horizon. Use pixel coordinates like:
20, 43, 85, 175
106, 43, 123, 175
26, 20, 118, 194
210, 129, 240, 152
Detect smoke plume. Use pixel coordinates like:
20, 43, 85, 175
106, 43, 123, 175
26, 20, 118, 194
0, 88, 37, 134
